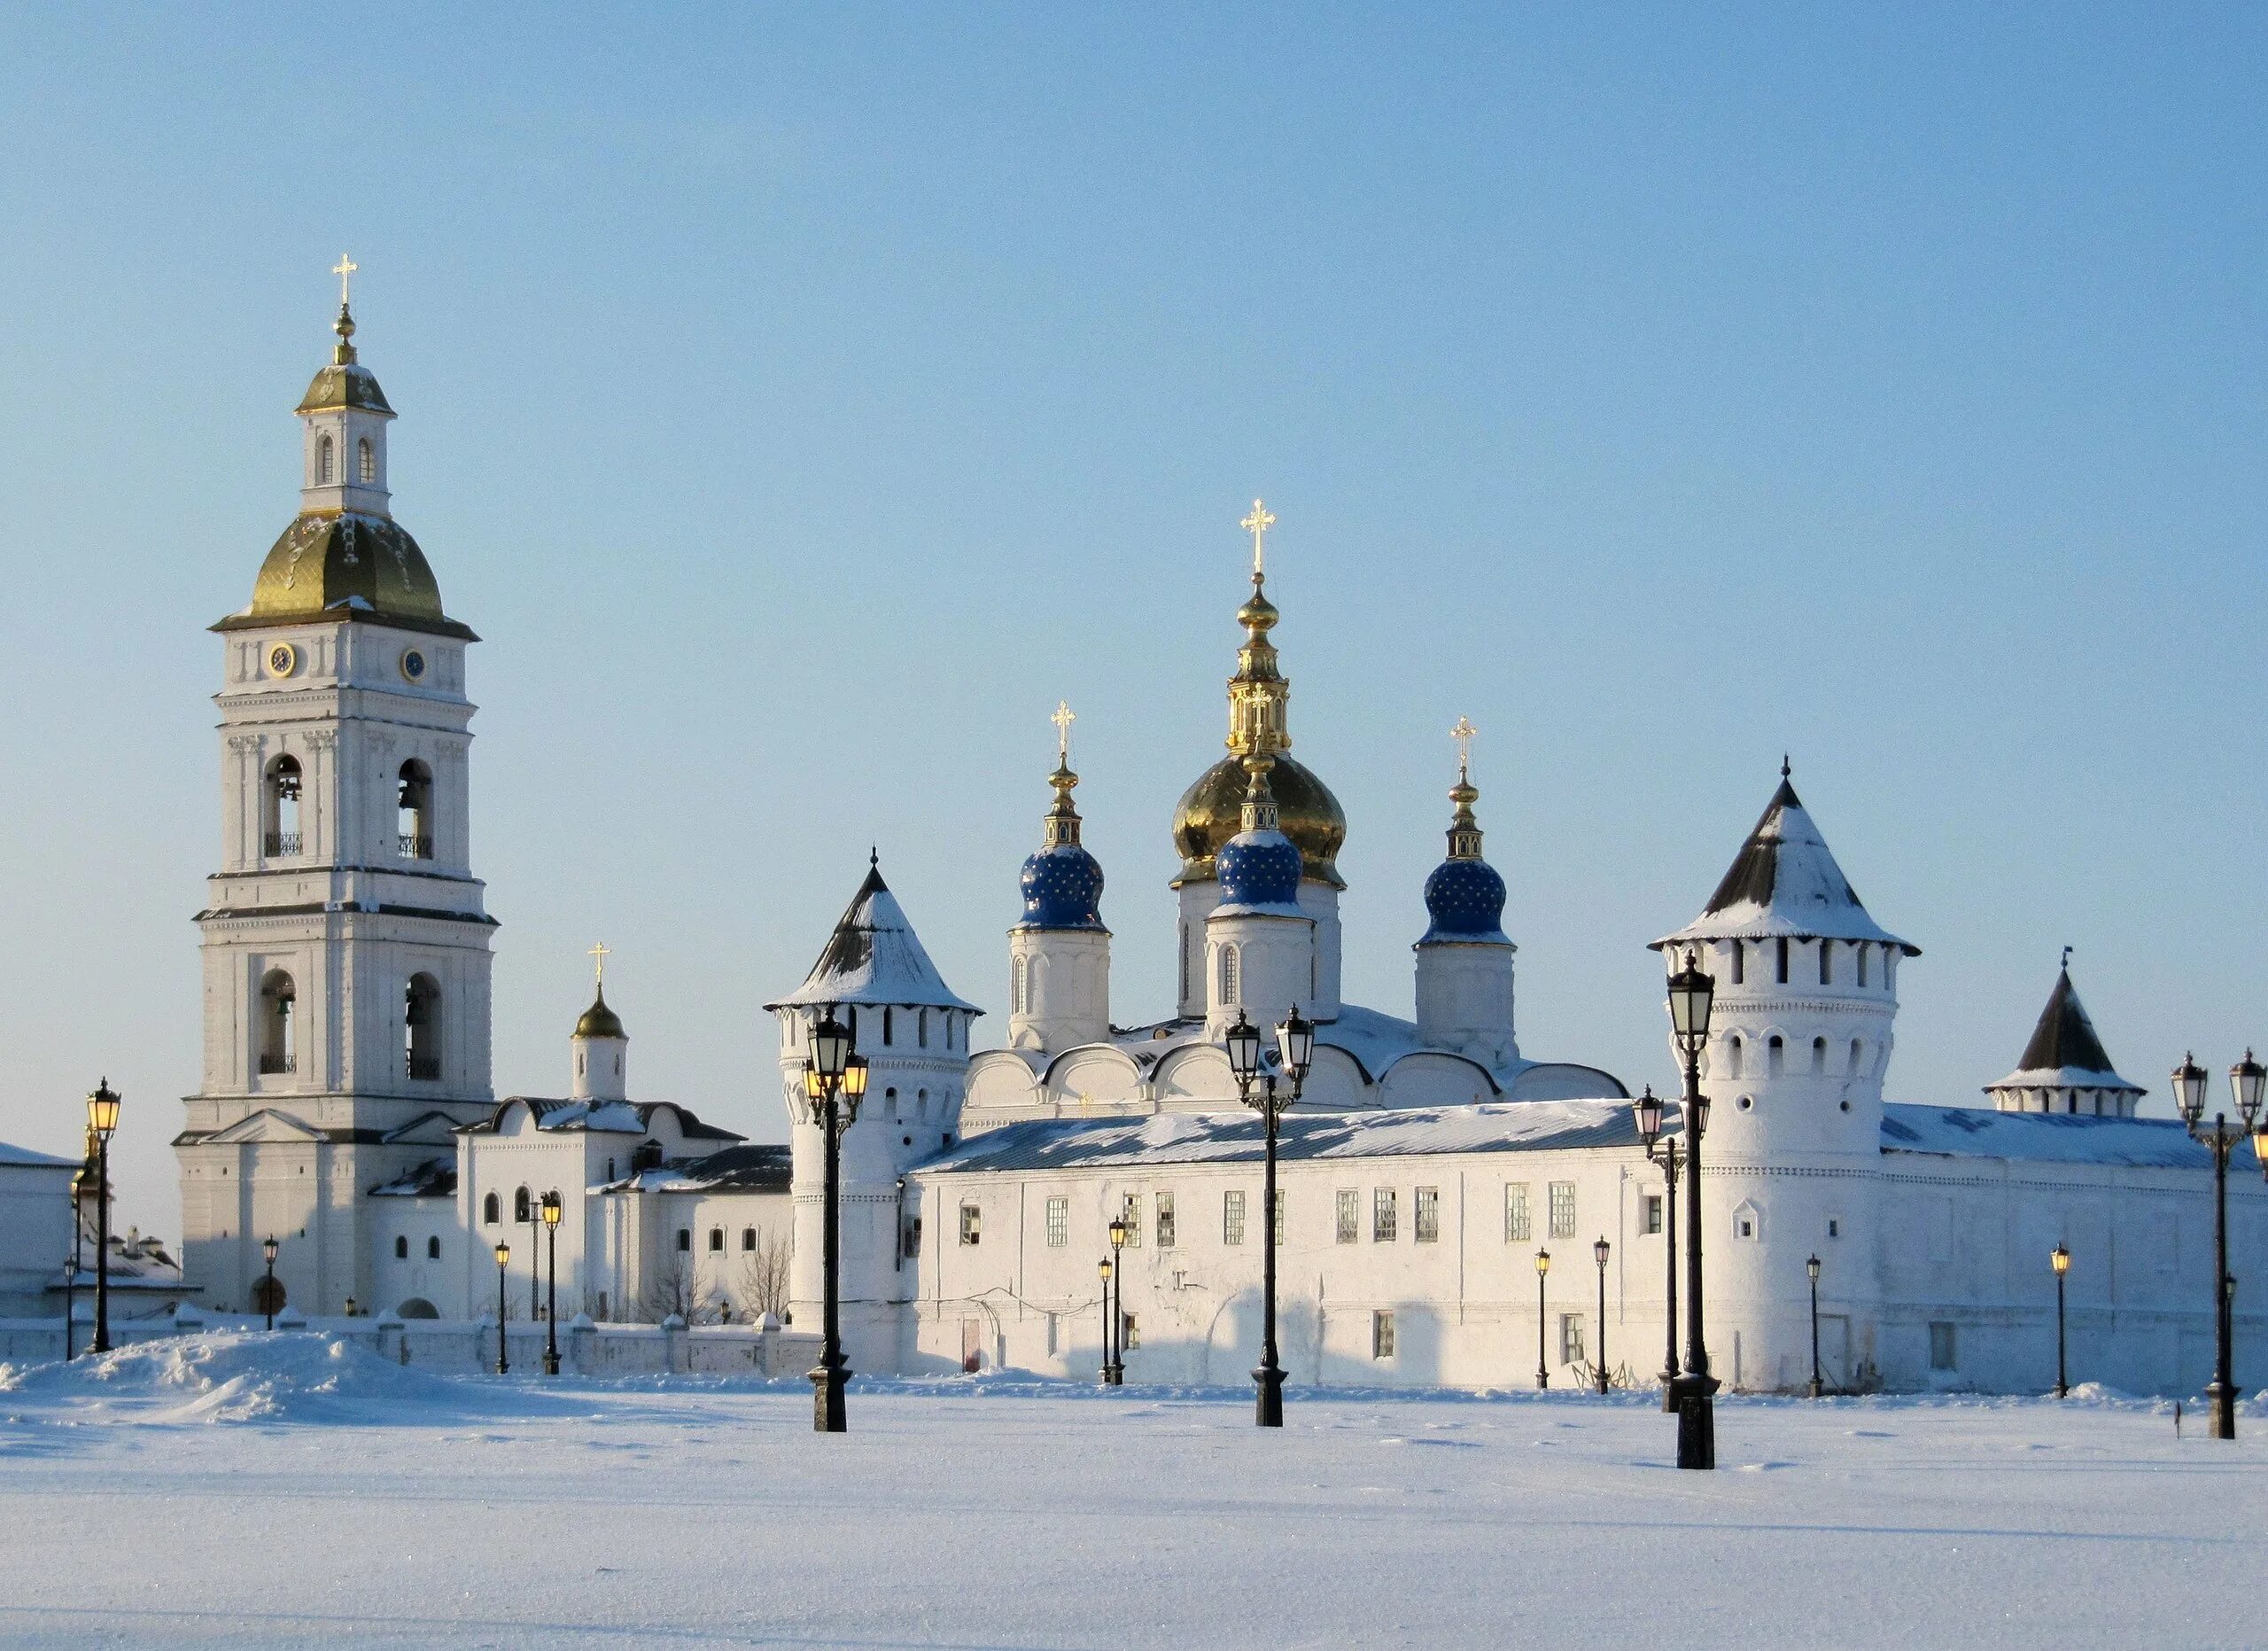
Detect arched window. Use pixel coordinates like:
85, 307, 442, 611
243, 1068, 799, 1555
426, 1235, 441, 1259
513, 1186, 531, 1223
1767, 1035, 1784, 1077
741, 1227, 757, 1252
317, 434, 335, 484
1775, 938, 1790, 985
919, 1009, 929, 1048
917, 1088, 928, 1120
1819, 942, 1833, 986
1811, 1036, 1827, 1075
397, 760, 433, 859
259, 970, 297, 1074
708, 1227, 724, 1253
883, 1007, 894, 1046
482, 1192, 500, 1226
1856, 946, 1870, 988
394, 1234, 408, 1258
1849, 1039, 1863, 1074
885, 1086, 899, 1119
263, 756, 302, 857
1219, 944, 1240, 1006
1730, 942, 1745, 985
1012, 956, 1028, 1015
357, 438, 374, 484
1726, 1035, 1744, 1079
405, 974, 441, 1079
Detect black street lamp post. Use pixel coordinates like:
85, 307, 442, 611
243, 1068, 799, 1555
63, 1250, 79, 1362
1104, 1216, 1128, 1385
525, 1202, 541, 1324
2051, 1242, 2071, 1398
1665, 950, 1719, 1470
1097, 1256, 1115, 1383
1592, 1236, 1612, 1394
262, 1234, 281, 1331
1806, 1254, 1824, 1398
87, 1080, 120, 1356
2173, 1051, 2263, 1440
493, 1241, 511, 1375
1225, 1008, 1312, 1428
1632, 1086, 1683, 1411
1534, 1249, 1551, 1389
541, 1190, 563, 1375
802, 1014, 867, 1434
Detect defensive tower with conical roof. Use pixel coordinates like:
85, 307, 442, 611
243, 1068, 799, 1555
178, 272, 495, 1321
1171, 502, 1345, 1020
1984, 961, 2145, 1118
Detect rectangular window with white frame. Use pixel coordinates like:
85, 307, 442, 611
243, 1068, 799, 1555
1415, 1186, 1441, 1243
1643, 1195, 1663, 1236
1560, 1312, 1587, 1367
1372, 1309, 1396, 1359
1549, 1180, 1576, 1239
1505, 1181, 1531, 1242
1045, 1195, 1068, 1249
959, 1203, 981, 1246
1223, 1189, 1247, 1245
1373, 1188, 1398, 1242
1121, 1191, 1142, 1247
1336, 1188, 1359, 1244
1156, 1192, 1176, 1250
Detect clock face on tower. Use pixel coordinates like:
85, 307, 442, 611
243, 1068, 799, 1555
400, 648, 427, 683
264, 642, 299, 680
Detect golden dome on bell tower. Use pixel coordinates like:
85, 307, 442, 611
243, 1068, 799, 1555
1169, 501, 1347, 889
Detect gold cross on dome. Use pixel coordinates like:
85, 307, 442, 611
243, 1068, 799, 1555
1241, 499, 1276, 577
1051, 700, 1076, 764
1450, 715, 1477, 778
332, 255, 358, 306
587, 941, 610, 984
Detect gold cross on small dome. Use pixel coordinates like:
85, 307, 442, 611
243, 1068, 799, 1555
332, 254, 358, 306
1051, 700, 1076, 763
1241, 499, 1276, 577
1451, 716, 1478, 779
587, 940, 610, 984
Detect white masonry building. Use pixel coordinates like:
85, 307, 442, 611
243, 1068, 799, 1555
170, 302, 2264, 1397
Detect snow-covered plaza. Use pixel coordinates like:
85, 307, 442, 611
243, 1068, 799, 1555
0, 1336, 2256, 1648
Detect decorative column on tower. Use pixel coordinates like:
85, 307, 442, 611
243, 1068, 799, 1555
1171, 502, 1345, 1021
1413, 718, 1519, 1067
1007, 703, 1111, 1053
1205, 755, 1317, 1038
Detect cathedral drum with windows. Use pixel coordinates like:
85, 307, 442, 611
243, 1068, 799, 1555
175, 291, 496, 1319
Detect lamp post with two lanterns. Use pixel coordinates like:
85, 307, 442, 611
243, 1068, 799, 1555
1632, 1086, 1684, 1410
540, 1190, 563, 1375
801, 1012, 869, 1434
1223, 1007, 1314, 1428
86, 1080, 120, 1356
2170, 1050, 2263, 1440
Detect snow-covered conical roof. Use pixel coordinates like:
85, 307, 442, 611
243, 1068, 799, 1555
1985, 968, 2143, 1095
1653, 774, 1917, 954
766, 861, 982, 1013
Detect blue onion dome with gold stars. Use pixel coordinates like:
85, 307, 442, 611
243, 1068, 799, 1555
1419, 724, 1510, 944
1014, 713, 1107, 931
1214, 757, 1306, 915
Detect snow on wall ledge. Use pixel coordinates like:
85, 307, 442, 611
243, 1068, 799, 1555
1881, 1104, 2264, 1171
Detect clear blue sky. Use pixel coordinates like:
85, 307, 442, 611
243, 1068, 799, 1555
2, 5, 2262, 1235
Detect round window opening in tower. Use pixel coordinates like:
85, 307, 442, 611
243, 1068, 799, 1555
1737, 1094, 1754, 1111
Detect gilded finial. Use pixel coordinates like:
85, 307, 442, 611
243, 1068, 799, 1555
1446, 718, 1483, 861
1241, 499, 1276, 581
1043, 702, 1084, 848
587, 940, 610, 985
1239, 751, 1281, 835
330, 255, 361, 365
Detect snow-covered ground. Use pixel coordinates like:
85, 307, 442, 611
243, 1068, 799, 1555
0, 1336, 2258, 1648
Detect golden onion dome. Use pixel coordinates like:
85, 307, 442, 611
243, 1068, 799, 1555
227, 512, 462, 633
1172, 752, 1346, 890
574, 986, 626, 1041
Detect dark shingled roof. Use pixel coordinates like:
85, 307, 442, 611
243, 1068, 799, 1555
1655, 773, 1916, 954
2018, 969, 2115, 1075
766, 861, 980, 1013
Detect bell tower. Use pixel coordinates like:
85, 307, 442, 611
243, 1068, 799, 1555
176, 273, 496, 1320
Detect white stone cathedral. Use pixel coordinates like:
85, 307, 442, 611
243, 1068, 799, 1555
175, 300, 2265, 1398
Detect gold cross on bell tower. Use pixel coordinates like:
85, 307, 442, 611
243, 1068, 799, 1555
1051, 699, 1076, 764
1451, 715, 1478, 780
1241, 499, 1276, 578
332, 254, 358, 307
587, 941, 610, 985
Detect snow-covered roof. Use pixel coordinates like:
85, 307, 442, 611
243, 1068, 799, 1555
369, 1156, 457, 1198
766, 862, 982, 1014
1654, 775, 1917, 954
1984, 970, 2143, 1096
596, 1143, 792, 1195
0, 1140, 79, 1168
918, 1098, 1639, 1175
1880, 1104, 2247, 1170
455, 1098, 742, 1141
